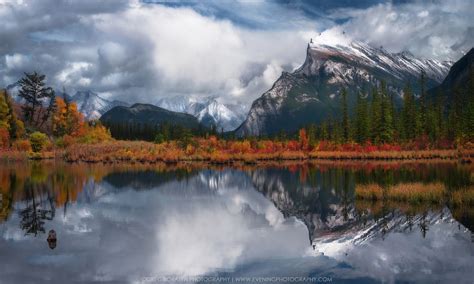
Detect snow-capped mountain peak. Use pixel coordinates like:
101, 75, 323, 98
235, 38, 452, 137
156, 96, 248, 131
71, 91, 129, 120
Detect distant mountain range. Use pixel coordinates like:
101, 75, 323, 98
70, 91, 129, 120
5, 86, 130, 120
235, 39, 452, 136
5, 84, 247, 131
156, 96, 247, 131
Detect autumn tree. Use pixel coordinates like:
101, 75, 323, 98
299, 128, 309, 150
0, 90, 10, 130
52, 96, 84, 137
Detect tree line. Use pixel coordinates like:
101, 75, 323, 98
293, 70, 474, 148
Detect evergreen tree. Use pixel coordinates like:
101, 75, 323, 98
379, 81, 394, 143
340, 88, 350, 143
354, 92, 369, 144
419, 70, 427, 134
370, 85, 382, 143
401, 85, 417, 141
18, 72, 53, 126
319, 121, 329, 141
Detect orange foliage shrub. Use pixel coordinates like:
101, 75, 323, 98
299, 128, 309, 150
0, 127, 9, 149
12, 139, 31, 151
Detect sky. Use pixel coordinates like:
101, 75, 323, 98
0, 0, 473, 105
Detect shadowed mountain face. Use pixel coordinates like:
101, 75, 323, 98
429, 48, 474, 99
235, 40, 451, 137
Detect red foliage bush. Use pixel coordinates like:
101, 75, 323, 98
0, 127, 9, 149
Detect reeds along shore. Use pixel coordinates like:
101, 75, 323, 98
0, 139, 473, 163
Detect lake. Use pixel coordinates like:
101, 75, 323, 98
0, 161, 473, 283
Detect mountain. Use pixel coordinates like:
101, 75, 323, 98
5, 85, 129, 120
71, 91, 129, 120
156, 96, 247, 132
235, 37, 452, 137
100, 104, 199, 129
429, 48, 474, 98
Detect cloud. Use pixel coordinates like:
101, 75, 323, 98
5, 53, 29, 70
331, 1, 474, 61
0, 0, 472, 105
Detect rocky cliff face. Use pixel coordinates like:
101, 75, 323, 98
236, 39, 451, 137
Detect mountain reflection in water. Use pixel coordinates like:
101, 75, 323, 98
0, 161, 472, 283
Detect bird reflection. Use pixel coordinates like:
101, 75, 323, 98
47, 230, 57, 249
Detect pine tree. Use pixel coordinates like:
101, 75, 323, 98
370, 85, 382, 143
354, 92, 369, 144
319, 121, 329, 141
379, 81, 393, 143
401, 85, 417, 141
39, 91, 57, 130
419, 70, 427, 134
340, 88, 350, 143
447, 86, 463, 141
17, 72, 53, 126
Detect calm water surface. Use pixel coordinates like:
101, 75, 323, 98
0, 161, 473, 283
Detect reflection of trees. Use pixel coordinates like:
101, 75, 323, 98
418, 211, 429, 238
0, 173, 16, 222
19, 182, 55, 236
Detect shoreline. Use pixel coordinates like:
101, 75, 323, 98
1, 147, 472, 164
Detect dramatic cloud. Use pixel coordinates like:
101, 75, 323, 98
331, 1, 474, 61
0, 0, 472, 105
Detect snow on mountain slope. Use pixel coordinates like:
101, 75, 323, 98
235, 34, 452, 137
71, 91, 129, 120
5, 84, 128, 120
72, 91, 129, 120
156, 96, 248, 131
